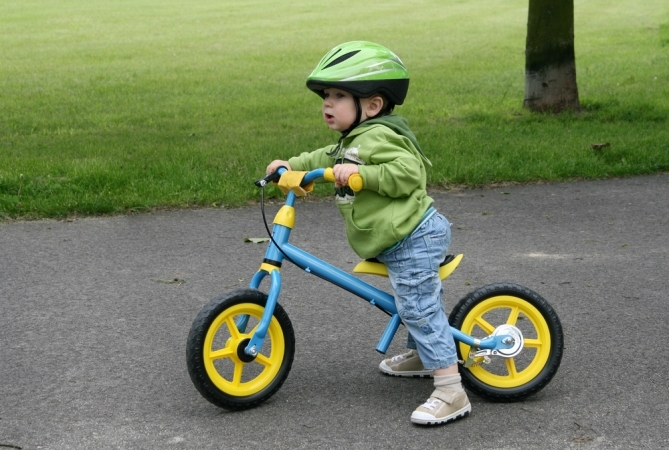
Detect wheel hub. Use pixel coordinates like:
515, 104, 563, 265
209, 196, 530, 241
491, 324, 524, 358
236, 338, 257, 363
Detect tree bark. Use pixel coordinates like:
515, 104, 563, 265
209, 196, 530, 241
524, 0, 580, 112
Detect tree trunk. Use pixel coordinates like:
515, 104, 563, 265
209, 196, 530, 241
524, 0, 580, 112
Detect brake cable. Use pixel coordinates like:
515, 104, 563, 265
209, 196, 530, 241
256, 173, 299, 268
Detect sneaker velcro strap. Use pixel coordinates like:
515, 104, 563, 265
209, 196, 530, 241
430, 388, 457, 404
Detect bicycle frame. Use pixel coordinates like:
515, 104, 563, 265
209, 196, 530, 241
244, 168, 515, 358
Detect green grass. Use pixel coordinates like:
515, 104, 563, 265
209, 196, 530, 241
1, 0, 668, 220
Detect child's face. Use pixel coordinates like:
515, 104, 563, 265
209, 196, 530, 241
322, 88, 369, 132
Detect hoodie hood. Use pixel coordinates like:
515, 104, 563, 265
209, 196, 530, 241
356, 115, 431, 167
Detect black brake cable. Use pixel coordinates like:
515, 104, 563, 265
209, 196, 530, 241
258, 179, 299, 268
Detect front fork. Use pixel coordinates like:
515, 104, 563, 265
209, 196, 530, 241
240, 198, 295, 357
242, 269, 281, 357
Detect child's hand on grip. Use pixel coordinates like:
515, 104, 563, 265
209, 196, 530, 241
333, 163, 359, 188
266, 160, 292, 175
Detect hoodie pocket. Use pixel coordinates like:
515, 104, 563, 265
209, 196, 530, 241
339, 203, 379, 257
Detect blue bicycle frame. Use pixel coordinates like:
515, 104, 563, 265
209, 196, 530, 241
244, 168, 514, 358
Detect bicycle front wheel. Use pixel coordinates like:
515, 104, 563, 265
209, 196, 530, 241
186, 289, 295, 410
449, 283, 563, 402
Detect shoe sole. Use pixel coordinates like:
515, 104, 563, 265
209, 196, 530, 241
379, 361, 434, 378
410, 404, 472, 426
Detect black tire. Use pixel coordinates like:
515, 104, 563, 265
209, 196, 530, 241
449, 282, 563, 402
186, 288, 295, 410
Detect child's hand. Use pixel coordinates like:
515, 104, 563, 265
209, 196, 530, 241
333, 163, 359, 188
266, 160, 292, 175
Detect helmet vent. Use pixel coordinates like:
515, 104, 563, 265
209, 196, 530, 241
323, 50, 361, 70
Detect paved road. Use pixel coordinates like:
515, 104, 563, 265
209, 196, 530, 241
1, 174, 668, 450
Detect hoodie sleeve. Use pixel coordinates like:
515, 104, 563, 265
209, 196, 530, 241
357, 130, 424, 198
287, 145, 337, 171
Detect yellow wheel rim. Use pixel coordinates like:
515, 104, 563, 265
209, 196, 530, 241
458, 295, 552, 388
203, 303, 286, 397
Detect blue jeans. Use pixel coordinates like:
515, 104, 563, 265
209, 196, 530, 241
375, 211, 458, 370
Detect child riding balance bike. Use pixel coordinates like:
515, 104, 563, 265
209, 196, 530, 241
186, 41, 564, 426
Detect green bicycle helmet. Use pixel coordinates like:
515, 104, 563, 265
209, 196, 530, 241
306, 41, 410, 106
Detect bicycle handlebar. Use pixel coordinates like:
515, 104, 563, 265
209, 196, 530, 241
256, 167, 364, 192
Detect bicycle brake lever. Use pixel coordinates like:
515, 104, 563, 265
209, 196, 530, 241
254, 167, 286, 187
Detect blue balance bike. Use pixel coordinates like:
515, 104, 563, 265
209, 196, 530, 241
186, 168, 564, 410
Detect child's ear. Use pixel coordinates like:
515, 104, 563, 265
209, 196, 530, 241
367, 95, 385, 116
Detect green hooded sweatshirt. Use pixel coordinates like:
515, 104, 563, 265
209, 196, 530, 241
288, 115, 435, 259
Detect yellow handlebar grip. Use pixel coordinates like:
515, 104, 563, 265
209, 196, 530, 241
348, 173, 363, 192
323, 168, 363, 191
324, 167, 336, 182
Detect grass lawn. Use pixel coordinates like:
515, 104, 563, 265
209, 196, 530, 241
1, 0, 668, 219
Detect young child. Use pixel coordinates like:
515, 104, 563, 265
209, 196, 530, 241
266, 41, 470, 425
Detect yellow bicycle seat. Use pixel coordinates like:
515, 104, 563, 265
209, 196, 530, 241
353, 254, 463, 281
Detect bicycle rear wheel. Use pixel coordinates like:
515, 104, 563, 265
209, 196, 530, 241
449, 282, 563, 401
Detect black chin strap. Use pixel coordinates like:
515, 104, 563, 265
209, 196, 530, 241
354, 97, 362, 126
340, 97, 362, 139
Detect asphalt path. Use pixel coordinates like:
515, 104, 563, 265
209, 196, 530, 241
1, 174, 668, 450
